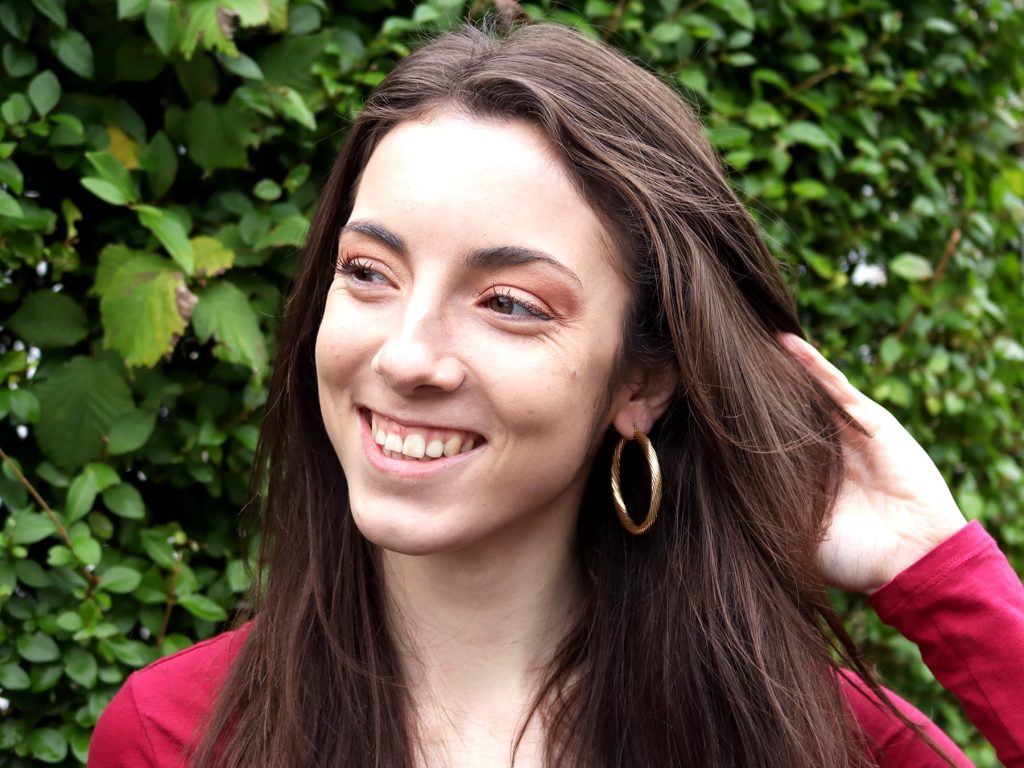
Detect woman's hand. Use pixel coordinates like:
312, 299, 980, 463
778, 333, 968, 594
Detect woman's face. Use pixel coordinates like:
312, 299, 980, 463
315, 111, 656, 557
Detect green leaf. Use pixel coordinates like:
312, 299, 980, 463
0, 663, 31, 690
253, 179, 281, 200
80, 178, 131, 206
11, 513, 57, 544
102, 482, 146, 519
0, 188, 23, 218
30, 0, 65, 27
192, 280, 269, 376
17, 631, 60, 663
183, 100, 258, 171
30, 728, 68, 764
3, 42, 37, 77
6, 290, 87, 348
217, 50, 263, 79
781, 121, 836, 151
96, 246, 188, 367
255, 214, 308, 249
145, 0, 180, 56
136, 205, 194, 272
117, 0, 148, 18
790, 179, 829, 199
177, 592, 227, 621
139, 130, 178, 197
0, 93, 31, 125
0, 1, 33, 41
0, 158, 24, 193
84, 150, 137, 205
34, 357, 135, 469
27, 69, 60, 115
50, 29, 94, 79
70, 529, 102, 566
107, 409, 158, 454
63, 647, 98, 687
191, 235, 234, 277
100, 564, 142, 593
140, 528, 177, 568
889, 252, 934, 281
710, 0, 755, 29
180, 0, 237, 58
66, 470, 98, 522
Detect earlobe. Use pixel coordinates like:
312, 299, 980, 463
611, 368, 676, 439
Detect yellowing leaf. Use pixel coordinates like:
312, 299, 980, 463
191, 235, 234, 277
106, 126, 140, 170
96, 248, 188, 367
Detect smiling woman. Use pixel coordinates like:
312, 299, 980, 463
87, 8, 1024, 768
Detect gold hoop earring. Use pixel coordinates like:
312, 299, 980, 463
610, 427, 662, 535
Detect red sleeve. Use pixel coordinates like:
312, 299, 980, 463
87, 675, 156, 767
866, 520, 1024, 767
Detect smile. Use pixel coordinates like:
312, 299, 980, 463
364, 409, 484, 462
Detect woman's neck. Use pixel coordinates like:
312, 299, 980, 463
381, 520, 583, 765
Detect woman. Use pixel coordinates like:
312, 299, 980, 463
88, 13, 1024, 768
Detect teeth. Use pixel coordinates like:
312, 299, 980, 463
442, 437, 462, 457
461, 438, 475, 454
425, 439, 444, 458
374, 428, 386, 446
384, 433, 403, 453
402, 434, 426, 459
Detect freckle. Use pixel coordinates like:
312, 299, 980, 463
569, 368, 578, 379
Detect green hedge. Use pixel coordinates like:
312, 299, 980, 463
1, 0, 1022, 764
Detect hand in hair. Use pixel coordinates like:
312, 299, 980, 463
778, 333, 969, 594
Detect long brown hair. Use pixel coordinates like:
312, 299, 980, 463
194, 16, 939, 768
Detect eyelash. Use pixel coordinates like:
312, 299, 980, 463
337, 254, 553, 322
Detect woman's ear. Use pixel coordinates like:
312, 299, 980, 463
610, 365, 677, 438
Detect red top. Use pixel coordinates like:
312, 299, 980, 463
87, 521, 1024, 767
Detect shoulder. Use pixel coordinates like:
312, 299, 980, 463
88, 623, 251, 768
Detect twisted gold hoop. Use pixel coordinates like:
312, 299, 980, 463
610, 428, 662, 536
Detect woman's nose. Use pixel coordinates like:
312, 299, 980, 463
371, 310, 465, 395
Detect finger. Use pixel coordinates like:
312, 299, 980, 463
777, 333, 860, 409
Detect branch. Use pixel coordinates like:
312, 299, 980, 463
0, 446, 102, 592
893, 226, 962, 340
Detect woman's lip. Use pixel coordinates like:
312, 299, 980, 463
359, 410, 480, 477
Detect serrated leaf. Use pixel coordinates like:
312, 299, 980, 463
107, 409, 157, 454
136, 205, 194, 272
889, 252, 934, 281
97, 247, 188, 366
34, 357, 135, 469
27, 69, 60, 115
180, 0, 238, 58
50, 29, 94, 79
63, 647, 98, 687
183, 99, 258, 171
5, 290, 87, 348
99, 565, 142, 594
191, 235, 234, 277
192, 280, 268, 376
102, 482, 146, 519
177, 592, 227, 621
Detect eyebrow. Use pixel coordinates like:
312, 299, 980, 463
340, 219, 583, 287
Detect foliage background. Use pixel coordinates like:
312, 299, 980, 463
0, 0, 1022, 764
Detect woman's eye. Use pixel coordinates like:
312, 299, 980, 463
486, 291, 552, 320
339, 258, 389, 285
